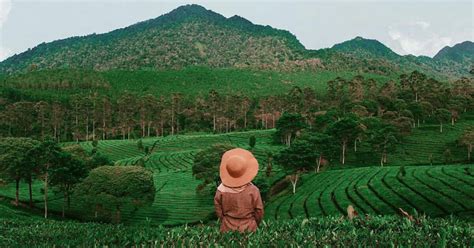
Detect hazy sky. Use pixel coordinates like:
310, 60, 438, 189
0, 0, 472, 61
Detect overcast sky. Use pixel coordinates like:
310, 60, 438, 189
0, 0, 472, 61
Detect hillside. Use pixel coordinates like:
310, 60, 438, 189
267, 165, 474, 220
434, 41, 474, 63
332, 36, 400, 60
0, 5, 311, 73
0, 5, 472, 78
0, 68, 393, 100
1, 114, 473, 226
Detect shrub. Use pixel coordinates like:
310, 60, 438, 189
73, 166, 155, 223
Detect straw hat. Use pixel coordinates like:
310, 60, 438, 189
219, 148, 259, 187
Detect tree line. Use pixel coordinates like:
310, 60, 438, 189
0, 71, 473, 143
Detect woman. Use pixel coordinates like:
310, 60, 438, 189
214, 148, 264, 232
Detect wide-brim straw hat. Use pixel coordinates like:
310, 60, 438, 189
219, 148, 259, 187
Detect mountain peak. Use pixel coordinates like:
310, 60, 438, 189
332, 36, 399, 59
168, 4, 209, 15
434, 41, 474, 62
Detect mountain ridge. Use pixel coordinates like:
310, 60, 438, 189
0, 4, 472, 78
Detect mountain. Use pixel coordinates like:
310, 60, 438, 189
328, 37, 473, 78
434, 41, 474, 63
332, 36, 400, 60
0, 5, 313, 73
0, 4, 472, 78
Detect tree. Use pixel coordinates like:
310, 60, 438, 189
100, 96, 113, 140
117, 92, 137, 140
407, 102, 423, 127
32, 139, 63, 218
49, 152, 87, 217
368, 124, 399, 166
276, 132, 337, 177
326, 117, 363, 165
287, 86, 304, 113
390, 117, 414, 136
62, 144, 111, 171
35, 101, 50, 140
192, 144, 235, 191
348, 75, 364, 102
459, 127, 474, 162
434, 108, 451, 133
11, 102, 35, 137
249, 135, 256, 150
0, 137, 40, 207
208, 90, 220, 132
274, 113, 306, 146
400, 71, 427, 102
73, 166, 155, 223
51, 102, 66, 141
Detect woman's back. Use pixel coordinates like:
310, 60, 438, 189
214, 183, 264, 232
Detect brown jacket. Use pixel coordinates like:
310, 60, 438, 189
214, 184, 264, 232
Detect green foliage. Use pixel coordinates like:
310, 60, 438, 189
0, 215, 471, 247
434, 108, 451, 132
267, 165, 474, 220
458, 127, 474, 162
274, 112, 306, 146
62, 145, 111, 170
192, 143, 235, 190
0, 5, 306, 74
368, 123, 400, 166
73, 166, 155, 223
326, 116, 364, 164
49, 152, 87, 215
0, 137, 41, 182
0, 137, 41, 206
276, 132, 336, 173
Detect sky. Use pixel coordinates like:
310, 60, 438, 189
0, 0, 472, 61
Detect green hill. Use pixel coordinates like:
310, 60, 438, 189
434, 41, 474, 64
332, 36, 400, 60
0, 4, 308, 74
0, 68, 392, 100
0, 5, 472, 79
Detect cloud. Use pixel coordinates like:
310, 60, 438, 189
388, 20, 453, 57
0, 0, 12, 28
0, 45, 11, 61
414, 21, 430, 29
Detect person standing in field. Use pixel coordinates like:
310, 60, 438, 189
214, 148, 264, 232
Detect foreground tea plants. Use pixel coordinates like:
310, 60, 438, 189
0, 214, 471, 247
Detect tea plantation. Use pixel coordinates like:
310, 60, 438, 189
1, 117, 474, 226
0, 207, 472, 247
